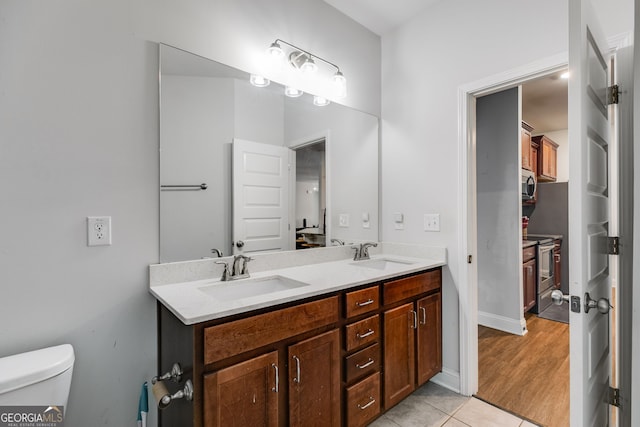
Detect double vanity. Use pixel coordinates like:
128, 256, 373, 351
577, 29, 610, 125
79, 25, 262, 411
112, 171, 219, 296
150, 243, 446, 426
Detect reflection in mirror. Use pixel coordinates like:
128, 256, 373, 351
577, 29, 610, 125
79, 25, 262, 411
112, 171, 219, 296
160, 44, 379, 263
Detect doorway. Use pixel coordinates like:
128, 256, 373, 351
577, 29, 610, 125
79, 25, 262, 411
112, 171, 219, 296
293, 139, 327, 249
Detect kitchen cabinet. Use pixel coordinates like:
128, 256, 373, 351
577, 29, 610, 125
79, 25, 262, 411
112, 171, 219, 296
521, 121, 534, 170
554, 239, 562, 290
158, 267, 442, 427
523, 246, 536, 312
532, 135, 559, 182
382, 271, 442, 409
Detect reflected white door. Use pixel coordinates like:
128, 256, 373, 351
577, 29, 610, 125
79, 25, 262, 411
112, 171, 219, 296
568, 0, 617, 425
232, 139, 292, 255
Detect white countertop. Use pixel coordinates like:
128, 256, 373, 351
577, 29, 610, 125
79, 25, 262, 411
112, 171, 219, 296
150, 244, 446, 325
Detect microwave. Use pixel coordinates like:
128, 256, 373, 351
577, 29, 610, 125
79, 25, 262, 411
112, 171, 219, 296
522, 169, 536, 200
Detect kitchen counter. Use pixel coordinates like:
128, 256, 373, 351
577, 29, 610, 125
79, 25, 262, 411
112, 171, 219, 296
522, 240, 537, 248
527, 233, 563, 241
150, 243, 446, 325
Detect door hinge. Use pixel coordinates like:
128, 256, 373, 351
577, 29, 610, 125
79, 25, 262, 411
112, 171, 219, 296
608, 386, 621, 408
607, 84, 620, 105
608, 236, 620, 255
467, 255, 472, 264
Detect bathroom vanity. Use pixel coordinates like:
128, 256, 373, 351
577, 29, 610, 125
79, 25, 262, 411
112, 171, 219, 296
150, 245, 445, 427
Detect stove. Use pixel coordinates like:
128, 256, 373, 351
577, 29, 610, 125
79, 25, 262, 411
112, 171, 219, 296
523, 236, 556, 313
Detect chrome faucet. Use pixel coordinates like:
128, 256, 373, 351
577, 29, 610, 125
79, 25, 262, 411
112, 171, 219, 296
215, 255, 252, 281
352, 242, 378, 261
211, 248, 223, 257
331, 238, 345, 246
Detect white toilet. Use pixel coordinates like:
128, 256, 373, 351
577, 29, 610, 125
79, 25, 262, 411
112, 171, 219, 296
0, 344, 75, 409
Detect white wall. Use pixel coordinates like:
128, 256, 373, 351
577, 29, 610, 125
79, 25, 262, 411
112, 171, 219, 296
381, 0, 633, 393
476, 88, 524, 334
296, 180, 321, 227
0, 1, 380, 426
533, 129, 569, 182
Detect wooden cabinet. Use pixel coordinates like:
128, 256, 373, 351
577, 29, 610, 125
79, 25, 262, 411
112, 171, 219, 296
554, 239, 562, 290
289, 329, 341, 427
521, 121, 534, 170
382, 271, 442, 409
204, 352, 278, 427
523, 246, 536, 312
158, 267, 442, 427
532, 135, 559, 182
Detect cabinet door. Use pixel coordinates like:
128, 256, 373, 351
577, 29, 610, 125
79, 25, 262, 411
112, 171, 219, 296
554, 250, 561, 290
289, 329, 341, 427
521, 127, 532, 170
383, 303, 415, 409
203, 351, 279, 427
416, 293, 442, 385
523, 259, 536, 311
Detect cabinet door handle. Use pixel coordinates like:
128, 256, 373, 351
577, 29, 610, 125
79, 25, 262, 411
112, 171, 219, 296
358, 396, 376, 410
356, 358, 374, 369
420, 307, 427, 325
356, 329, 375, 339
271, 363, 279, 392
411, 310, 418, 329
356, 298, 374, 307
292, 355, 301, 383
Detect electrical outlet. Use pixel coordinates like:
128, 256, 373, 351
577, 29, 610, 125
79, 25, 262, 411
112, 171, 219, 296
424, 213, 440, 232
87, 216, 112, 246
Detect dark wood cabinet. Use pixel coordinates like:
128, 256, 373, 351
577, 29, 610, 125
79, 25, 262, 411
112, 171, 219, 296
416, 293, 442, 385
204, 352, 278, 427
523, 246, 536, 312
554, 239, 562, 290
383, 303, 415, 408
532, 135, 559, 182
289, 329, 341, 427
521, 121, 534, 170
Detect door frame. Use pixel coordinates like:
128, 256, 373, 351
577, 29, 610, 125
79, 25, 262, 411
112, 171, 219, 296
457, 52, 567, 396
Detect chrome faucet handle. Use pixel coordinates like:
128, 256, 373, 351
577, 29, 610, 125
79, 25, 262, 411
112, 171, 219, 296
215, 261, 231, 281
240, 256, 253, 275
352, 245, 361, 261
360, 242, 378, 260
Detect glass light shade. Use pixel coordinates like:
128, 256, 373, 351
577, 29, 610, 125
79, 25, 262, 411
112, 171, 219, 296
332, 71, 347, 98
313, 95, 330, 107
266, 42, 284, 59
284, 86, 303, 98
249, 74, 270, 87
300, 57, 317, 73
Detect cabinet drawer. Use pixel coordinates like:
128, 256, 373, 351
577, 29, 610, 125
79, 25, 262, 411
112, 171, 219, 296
345, 373, 381, 427
523, 246, 536, 262
384, 270, 441, 305
345, 315, 379, 352
204, 296, 339, 364
345, 286, 379, 319
345, 343, 380, 384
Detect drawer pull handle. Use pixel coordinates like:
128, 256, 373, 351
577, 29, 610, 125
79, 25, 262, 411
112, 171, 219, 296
356, 358, 374, 369
356, 298, 374, 307
292, 356, 301, 384
358, 397, 376, 410
420, 307, 427, 325
271, 363, 279, 392
356, 329, 375, 339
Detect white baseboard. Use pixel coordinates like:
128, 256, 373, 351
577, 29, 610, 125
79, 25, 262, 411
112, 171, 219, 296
430, 367, 461, 394
478, 311, 527, 336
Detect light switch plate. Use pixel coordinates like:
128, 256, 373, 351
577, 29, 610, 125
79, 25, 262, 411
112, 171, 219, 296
87, 216, 112, 246
424, 213, 440, 232
339, 213, 350, 227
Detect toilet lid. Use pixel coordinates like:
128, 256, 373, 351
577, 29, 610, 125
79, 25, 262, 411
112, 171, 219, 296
0, 344, 75, 394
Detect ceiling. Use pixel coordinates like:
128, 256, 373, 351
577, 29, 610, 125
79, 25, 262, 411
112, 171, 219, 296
522, 70, 568, 133
322, 0, 441, 35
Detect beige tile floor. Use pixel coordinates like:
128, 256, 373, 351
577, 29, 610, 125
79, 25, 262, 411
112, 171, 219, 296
369, 382, 540, 427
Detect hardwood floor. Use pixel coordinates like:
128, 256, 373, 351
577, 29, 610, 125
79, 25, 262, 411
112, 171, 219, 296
476, 313, 569, 427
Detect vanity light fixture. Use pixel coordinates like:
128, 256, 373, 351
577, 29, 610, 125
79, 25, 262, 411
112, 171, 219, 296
249, 74, 270, 87
265, 38, 347, 99
284, 86, 304, 98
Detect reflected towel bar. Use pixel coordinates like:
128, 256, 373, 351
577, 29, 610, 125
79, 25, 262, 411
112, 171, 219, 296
161, 183, 208, 191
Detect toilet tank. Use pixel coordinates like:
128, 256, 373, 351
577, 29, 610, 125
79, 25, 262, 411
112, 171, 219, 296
0, 344, 75, 409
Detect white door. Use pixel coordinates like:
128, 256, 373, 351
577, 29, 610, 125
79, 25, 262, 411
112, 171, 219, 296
568, 0, 617, 425
232, 138, 292, 255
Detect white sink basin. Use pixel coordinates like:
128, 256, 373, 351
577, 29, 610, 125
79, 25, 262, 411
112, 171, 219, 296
198, 276, 310, 301
350, 258, 414, 270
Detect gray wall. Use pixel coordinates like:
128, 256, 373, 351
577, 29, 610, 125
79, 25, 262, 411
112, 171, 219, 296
476, 88, 524, 334
0, 1, 380, 426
